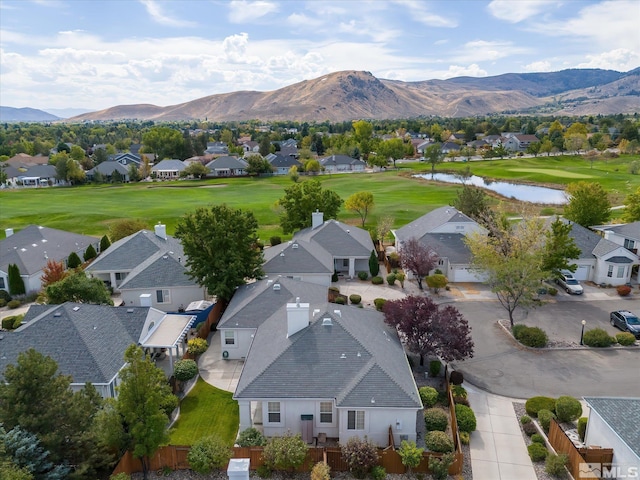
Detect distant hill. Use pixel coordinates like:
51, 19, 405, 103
0, 106, 60, 122
62, 68, 640, 122
45, 108, 92, 119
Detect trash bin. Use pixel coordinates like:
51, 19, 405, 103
227, 458, 250, 480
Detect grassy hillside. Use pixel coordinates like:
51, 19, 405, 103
1, 154, 637, 241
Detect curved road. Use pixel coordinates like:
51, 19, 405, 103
450, 299, 640, 398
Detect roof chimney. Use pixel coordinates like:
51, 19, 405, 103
154, 223, 167, 240
286, 300, 310, 337
5, 228, 14, 237
312, 210, 324, 229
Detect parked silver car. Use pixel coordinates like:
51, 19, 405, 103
556, 270, 583, 295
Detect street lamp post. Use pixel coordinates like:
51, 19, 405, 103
580, 320, 586, 345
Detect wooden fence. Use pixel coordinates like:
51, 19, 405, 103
548, 419, 614, 480
195, 300, 227, 339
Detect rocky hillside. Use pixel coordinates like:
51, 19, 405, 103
66, 68, 640, 122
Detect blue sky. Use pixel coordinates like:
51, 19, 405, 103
1, 0, 639, 111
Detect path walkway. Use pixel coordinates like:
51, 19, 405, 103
466, 384, 537, 480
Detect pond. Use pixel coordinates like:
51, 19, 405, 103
415, 173, 567, 205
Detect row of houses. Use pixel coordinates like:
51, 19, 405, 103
1, 209, 639, 446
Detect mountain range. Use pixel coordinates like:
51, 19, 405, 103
3, 68, 640, 123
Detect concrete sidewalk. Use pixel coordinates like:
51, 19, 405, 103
466, 383, 537, 480
197, 330, 243, 392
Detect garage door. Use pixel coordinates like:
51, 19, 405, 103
452, 267, 484, 283
573, 265, 590, 281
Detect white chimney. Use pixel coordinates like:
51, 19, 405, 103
154, 223, 167, 240
286, 300, 310, 337
5, 228, 14, 237
139, 293, 152, 307
312, 210, 324, 229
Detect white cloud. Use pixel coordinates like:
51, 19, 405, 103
531, 1, 640, 52
449, 40, 530, 63
487, 0, 556, 23
286, 13, 323, 28
441, 64, 488, 79
523, 60, 552, 72
434, 39, 448, 46
139, 0, 196, 27
228, 0, 278, 23
393, 0, 457, 27
577, 49, 640, 71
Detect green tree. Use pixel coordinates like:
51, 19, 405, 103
378, 138, 405, 168
345, 191, 374, 227
0, 350, 109, 477
452, 186, 493, 223
245, 154, 273, 176
67, 251, 82, 269
115, 345, 177, 480
7, 264, 26, 296
564, 181, 611, 227
303, 158, 321, 174
352, 120, 373, 160
623, 187, 640, 222
174, 204, 264, 302
541, 217, 581, 278
262, 432, 308, 472
182, 162, 209, 179
83, 244, 97, 262
259, 136, 271, 156
45, 270, 113, 305
277, 180, 343, 234
128, 163, 141, 182
465, 214, 549, 327
99, 234, 111, 253
187, 436, 233, 474
69, 145, 86, 162
0, 426, 70, 479
398, 440, 423, 473
288, 165, 299, 182
526, 141, 541, 156
424, 142, 444, 175
142, 127, 183, 160
369, 250, 380, 277
108, 218, 148, 242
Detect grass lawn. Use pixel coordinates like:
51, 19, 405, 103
169, 377, 239, 446
1, 154, 637, 240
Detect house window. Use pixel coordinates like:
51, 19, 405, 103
320, 402, 333, 423
343, 259, 349, 268
347, 410, 365, 430
617, 266, 625, 278
0, 277, 5, 290
268, 402, 281, 423
624, 239, 635, 250
607, 265, 613, 278
156, 289, 170, 304
456, 225, 464, 231
115, 272, 126, 281
224, 331, 235, 345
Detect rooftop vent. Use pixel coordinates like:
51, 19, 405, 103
72, 306, 80, 311
322, 318, 332, 326
280, 252, 285, 257
292, 243, 299, 249
340, 353, 347, 359
53, 312, 61, 317
333, 310, 341, 317
126, 308, 134, 313
273, 283, 281, 291
313, 309, 321, 316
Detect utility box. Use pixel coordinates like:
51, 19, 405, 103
227, 458, 250, 480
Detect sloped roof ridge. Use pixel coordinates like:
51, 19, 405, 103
336, 359, 376, 404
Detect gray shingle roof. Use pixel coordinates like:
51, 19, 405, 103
0, 303, 151, 384
295, 220, 374, 257
117, 251, 196, 289
1, 225, 98, 276
268, 154, 300, 168
420, 233, 471, 264
22, 164, 57, 178
583, 397, 640, 457
563, 220, 617, 259
394, 206, 475, 242
234, 297, 421, 410
151, 159, 185, 171
206, 156, 247, 170
603, 222, 640, 240
87, 161, 129, 176
320, 154, 366, 167
263, 241, 333, 275
604, 256, 633, 263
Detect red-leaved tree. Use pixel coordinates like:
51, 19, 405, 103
383, 295, 474, 365
40, 259, 68, 288
399, 237, 438, 290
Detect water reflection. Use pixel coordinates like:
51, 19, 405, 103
415, 173, 567, 205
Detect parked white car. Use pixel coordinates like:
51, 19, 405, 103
556, 270, 584, 295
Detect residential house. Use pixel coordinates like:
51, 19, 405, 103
0, 225, 99, 293
240, 141, 259, 153
205, 156, 247, 177
85, 224, 207, 311
1, 164, 23, 187
593, 222, 640, 255
18, 164, 59, 187
393, 206, 487, 282
86, 161, 130, 182
440, 142, 461, 154
279, 145, 299, 158
447, 133, 466, 143
267, 154, 301, 175
504, 134, 539, 152
416, 140, 434, 155
151, 159, 185, 179
583, 397, 640, 469
293, 212, 375, 279
263, 239, 334, 286
0, 302, 195, 398
565, 220, 638, 286
320, 155, 366, 173
218, 277, 422, 445
205, 142, 229, 155
4, 153, 49, 169
108, 152, 142, 166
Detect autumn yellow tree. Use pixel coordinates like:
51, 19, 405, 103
345, 191, 374, 227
